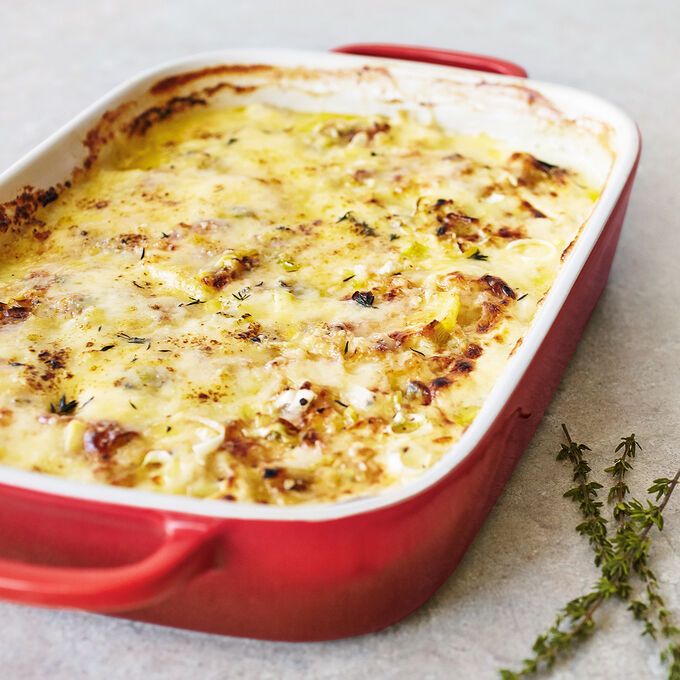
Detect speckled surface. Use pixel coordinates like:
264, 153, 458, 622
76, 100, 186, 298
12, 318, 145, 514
1, 1, 679, 678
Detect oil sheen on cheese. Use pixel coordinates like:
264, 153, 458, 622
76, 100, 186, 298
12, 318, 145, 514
0, 104, 598, 504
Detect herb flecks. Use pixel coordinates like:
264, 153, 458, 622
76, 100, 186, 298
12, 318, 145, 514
100, 344, 115, 352
232, 288, 251, 302
500, 427, 680, 679
79, 396, 94, 410
50, 395, 78, 415
351, 290, 375, 308
179, 297, 205, 307
470, 250, 489, 261
338, 211, 377, 237
117, 332, 148, 344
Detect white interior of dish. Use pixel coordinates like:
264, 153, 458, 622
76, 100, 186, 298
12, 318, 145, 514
0, 48, 639, 521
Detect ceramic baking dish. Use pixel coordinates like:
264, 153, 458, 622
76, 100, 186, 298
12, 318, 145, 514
0, 44, 640, 641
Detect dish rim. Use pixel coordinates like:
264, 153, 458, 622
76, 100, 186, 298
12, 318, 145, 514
0, 47, 640, 522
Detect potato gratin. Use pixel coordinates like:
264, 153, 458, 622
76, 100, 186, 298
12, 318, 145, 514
0, 103, 598, 504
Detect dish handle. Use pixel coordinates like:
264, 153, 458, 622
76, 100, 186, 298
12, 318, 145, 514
331, 43, 528, 78
0, 508, 220, 612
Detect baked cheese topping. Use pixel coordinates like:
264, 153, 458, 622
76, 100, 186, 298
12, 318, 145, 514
0, 103, 598, 504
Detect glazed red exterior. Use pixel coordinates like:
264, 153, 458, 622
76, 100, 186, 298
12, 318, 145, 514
0, 44, 640, 641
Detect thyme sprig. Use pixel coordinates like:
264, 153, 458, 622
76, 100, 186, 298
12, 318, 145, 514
606, 434, 641, 523
500, 427, 680, 679
558, 425, 611, 566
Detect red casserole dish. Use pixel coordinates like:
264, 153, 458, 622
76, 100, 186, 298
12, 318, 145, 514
0, 44, 640, 640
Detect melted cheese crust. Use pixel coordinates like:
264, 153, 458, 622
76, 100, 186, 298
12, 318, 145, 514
0, 104, 597, 504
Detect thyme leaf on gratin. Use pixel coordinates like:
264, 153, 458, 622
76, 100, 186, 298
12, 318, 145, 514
180, 297, 205, 307
499, 427, 680, 680
232, 288, 251, 302
49, 394, 78, 415
351, 290, 375, 308
337, 211, 376, 237
116, 331, 148, 344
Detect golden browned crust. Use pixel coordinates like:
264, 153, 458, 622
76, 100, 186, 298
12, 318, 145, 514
0, 70, 599, 504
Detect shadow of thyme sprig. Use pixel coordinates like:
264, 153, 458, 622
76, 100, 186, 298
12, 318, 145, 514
500, 426, 680, 680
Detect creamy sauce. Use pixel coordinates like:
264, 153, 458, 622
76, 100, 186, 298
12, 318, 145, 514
0, 104, 598, 504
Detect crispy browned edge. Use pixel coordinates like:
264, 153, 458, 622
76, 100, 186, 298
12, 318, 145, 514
0, 64, 280, 235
